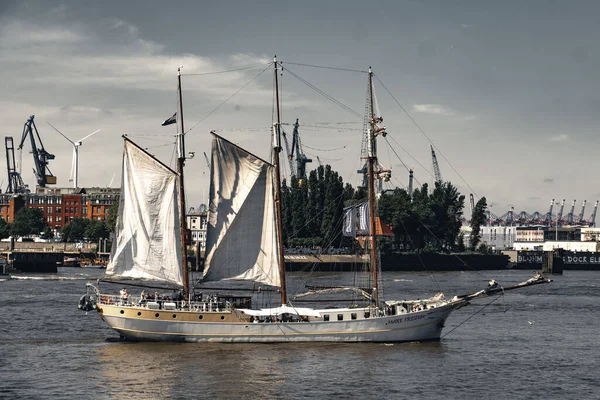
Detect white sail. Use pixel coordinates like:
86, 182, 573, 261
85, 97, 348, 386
203, 134, 281, 287
105, 138, 184, 286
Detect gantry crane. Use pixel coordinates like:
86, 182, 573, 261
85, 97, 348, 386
566, 200, 577, 225
586, 201, 598, 227
4, 136, 28, 193
556, 199, 565, 226
18, 115, 56, 187
430, 145, 443, 184
203, 151, 211, 171
408, 169, 414, 199
543, 198, 555, 226
577, 200, 587, 225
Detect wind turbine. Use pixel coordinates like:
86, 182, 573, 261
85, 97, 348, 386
47, 123, 101, 188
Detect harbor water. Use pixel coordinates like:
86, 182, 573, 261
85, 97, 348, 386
0, 268, 597, 399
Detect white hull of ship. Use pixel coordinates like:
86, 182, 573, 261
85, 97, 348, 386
98, 302, 462, 343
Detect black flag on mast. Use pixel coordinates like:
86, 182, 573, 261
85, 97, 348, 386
161, 112, 177, 126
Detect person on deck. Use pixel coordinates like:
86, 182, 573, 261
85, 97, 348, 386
120, 288, 128, 304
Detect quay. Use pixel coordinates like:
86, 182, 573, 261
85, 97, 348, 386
0, 242, 98, 273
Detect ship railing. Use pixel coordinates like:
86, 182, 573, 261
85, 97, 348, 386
97, 294, 231, 312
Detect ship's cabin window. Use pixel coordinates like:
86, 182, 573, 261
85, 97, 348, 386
337, 314, 343, 321
351, 313, 357, 320
364, 312, 370, 318
323, 314, 329, 321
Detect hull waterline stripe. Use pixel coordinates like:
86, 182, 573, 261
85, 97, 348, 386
102, 315, 444, 337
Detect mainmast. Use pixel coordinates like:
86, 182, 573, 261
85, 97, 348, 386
177, 67, 190, 296
273, 56, 288, 304
367, 67, 379, 304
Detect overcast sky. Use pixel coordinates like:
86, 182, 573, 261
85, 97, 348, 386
1, 0, 599, 217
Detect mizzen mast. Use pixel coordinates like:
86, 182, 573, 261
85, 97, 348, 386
273, 56, 288, 304
367, 67, 384, 304
177, 67, 190, 296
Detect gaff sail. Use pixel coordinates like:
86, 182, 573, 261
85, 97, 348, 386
105, 138, 184, 286
202, 133, 281, 287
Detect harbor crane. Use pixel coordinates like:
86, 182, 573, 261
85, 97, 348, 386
566, 200, 577, 225
543, 198, 555, 225
290, 119, 312, 181
18, 115, 56, 187
577, 200, 587, 225
281, 119, 312, 182
203, 151, 211, 170
585, 201, 598, 227
4, 136, 28, 193
430, 145, 443, 184
556, 199, 565, 226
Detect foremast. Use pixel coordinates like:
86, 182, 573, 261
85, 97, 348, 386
272, 56, 287, 304
177, 67, 190, 296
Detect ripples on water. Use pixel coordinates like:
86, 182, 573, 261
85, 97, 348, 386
0, 268, 598, 399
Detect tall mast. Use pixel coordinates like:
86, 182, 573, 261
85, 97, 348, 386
367, 67, 379, 304
177, 67, 190, 296
273, 56, 287, 304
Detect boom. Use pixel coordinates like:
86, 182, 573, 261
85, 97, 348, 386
431, 145, 442, 184
587, 201, 598, 227
566, 200, 576, 225
577, 200, 587, 224
544, 198, 555, 225
556, 199, 565, 226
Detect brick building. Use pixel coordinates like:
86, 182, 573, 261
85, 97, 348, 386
0, 187, 119, 231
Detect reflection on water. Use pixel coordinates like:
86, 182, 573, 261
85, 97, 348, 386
98, 343, 180, 398
95, 341, 450, 399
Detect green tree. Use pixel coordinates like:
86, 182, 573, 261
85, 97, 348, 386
378, 187, 413, 247
10, 208, 47, 237
85, 219, 109, 241
306, 170, 319, 234
62, 218, 90, 242
342, 183, 355, 205
469, 197, 487, 251
456, 232, 466, 252
429, 182, 465, 251
280, 179, 293, 246
0, 218, 10, 239
104, 202, 119, 233
289, 175, 306, 239
319, 166, 344, 247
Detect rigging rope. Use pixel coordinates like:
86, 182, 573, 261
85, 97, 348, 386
182, 63, 270, 76
373, 74, 480, 199
441, 294, 505, 339
442, 282, 546, 339
302, 143, 349, 152
284, 67, 363, 119
281, 61, 367, 74
185, 63, 273, 135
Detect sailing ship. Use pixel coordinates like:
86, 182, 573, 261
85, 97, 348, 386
81, 58, 551, 342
